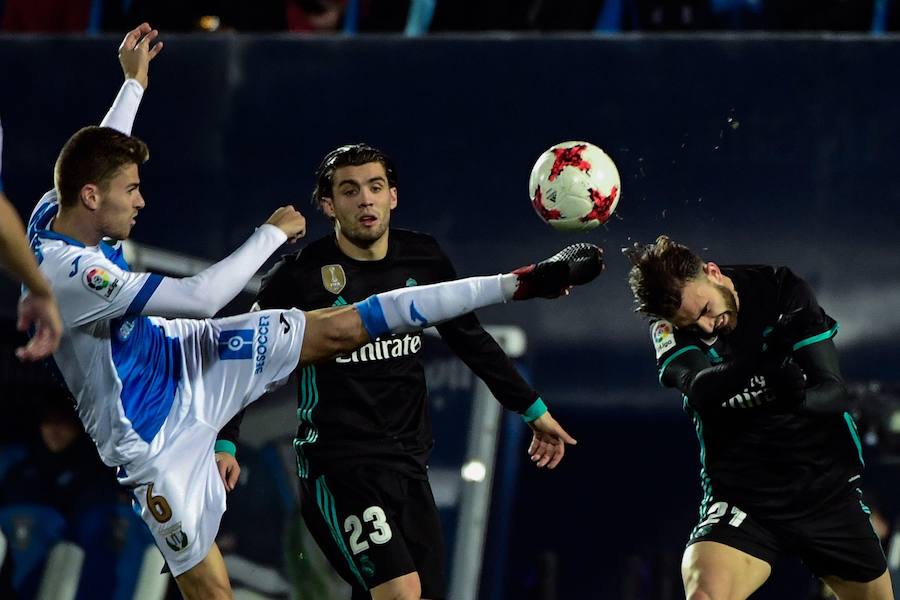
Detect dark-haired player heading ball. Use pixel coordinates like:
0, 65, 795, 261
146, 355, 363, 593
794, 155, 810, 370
626, 235, 892, 600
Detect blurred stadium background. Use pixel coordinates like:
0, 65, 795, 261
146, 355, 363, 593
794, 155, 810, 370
1, 1, 900, 598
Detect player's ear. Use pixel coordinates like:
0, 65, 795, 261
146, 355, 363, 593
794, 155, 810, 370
80, 183, 101, 211
389, 186, 397, 210
320, 196, 336, 218
705, 262, 723, 282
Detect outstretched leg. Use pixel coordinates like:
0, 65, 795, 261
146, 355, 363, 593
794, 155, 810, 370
299, 244, 604, 364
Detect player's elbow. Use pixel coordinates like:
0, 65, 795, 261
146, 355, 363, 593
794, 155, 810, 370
179, 299, 223, 319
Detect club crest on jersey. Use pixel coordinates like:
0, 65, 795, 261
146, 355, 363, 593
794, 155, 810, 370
161, 522, 190, 552
652, 320, 676, 358
321, 264, 346, 294
82, 265, 122, 302
218, 329, 254, 360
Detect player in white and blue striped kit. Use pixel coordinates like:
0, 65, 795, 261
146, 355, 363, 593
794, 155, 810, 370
24, 23, 601, 600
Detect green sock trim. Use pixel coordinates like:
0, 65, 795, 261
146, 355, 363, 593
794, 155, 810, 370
214, 440, 237, 456
521, 397, 548, 423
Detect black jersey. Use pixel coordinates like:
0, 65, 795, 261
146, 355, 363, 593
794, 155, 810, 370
652, 266, 864, 515
253, 229, 538, 479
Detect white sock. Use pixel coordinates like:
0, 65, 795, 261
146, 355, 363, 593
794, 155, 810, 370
355, 274, 516, 337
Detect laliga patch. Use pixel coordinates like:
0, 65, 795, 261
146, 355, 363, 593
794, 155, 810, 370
321, 264, 346, 294
652, 320, 676, 358
82, 265, 122, 302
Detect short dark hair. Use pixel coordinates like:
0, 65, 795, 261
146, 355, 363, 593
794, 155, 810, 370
624, 235, 704, 319
54, 126, 149, 207
311, 143, 397, 209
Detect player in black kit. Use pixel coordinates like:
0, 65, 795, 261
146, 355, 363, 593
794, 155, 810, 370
625, 235, 892, 600
217, 144, 580, 600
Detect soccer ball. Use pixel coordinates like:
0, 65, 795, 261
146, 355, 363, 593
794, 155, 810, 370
528, 141, 621, 232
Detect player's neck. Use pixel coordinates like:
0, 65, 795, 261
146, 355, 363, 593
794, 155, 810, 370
335, 231, 389, 261
52, 211, 102, 247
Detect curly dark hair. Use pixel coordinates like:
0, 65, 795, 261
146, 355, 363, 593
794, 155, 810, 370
623, 235, 703, 319
54, 126, 149, 207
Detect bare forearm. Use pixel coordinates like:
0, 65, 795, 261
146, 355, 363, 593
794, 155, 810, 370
0, 193, 52, 296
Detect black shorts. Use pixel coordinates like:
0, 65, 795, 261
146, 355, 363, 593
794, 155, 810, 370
299, 465, 446, 599
688, 487, 887, 582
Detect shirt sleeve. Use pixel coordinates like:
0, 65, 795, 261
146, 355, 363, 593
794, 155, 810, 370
652, 319, 706, 385
429, 241, 540, 414
773, 268, 839, 351
99, 79, 145, 135
142, 224, 287, 318
53, 251, 163, 328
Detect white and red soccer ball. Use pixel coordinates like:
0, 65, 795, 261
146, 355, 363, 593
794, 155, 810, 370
528, 141, 621, 232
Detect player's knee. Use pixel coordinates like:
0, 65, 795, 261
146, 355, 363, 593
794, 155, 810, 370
332, 308, 369, 352
178, 579, 232, 600
176, 565, 232, 600
310, 308, 368, 356
682, 569, 718, 600
370, 574, 422, 600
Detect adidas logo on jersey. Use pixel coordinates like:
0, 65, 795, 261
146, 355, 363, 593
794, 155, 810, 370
335, 333, 422, 364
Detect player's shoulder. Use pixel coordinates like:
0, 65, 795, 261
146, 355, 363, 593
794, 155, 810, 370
649, 318, 703, 362
649, 319, 678, 359
36, 240, 124, 296
33, 234, 88, 269
721, 264, 777, 284
294, 235, 342, 264
772, 265, 822, 314
772, 265, 808, 289
392, 228, 439, 244
390, 228, 444, 255
27, 190, 60, 236
268, 238, 329, 273
259, 237, 333, 294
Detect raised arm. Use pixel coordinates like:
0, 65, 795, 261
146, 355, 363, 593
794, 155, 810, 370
100, 23, 163, 134
141, 207, 306, 318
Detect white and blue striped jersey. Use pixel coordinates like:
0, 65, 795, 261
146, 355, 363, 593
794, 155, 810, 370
23, 77, 290, 471
20, 77, 306, 576
28, 190, 176, 466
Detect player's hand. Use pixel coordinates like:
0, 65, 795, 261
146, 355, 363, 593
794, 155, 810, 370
527, 411, 577, 469
16, 291, 63, 362
265, 205, 306, 243
118, 22, 163, 89
215, 452, 241, 492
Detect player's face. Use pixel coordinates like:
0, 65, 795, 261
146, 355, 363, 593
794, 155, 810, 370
323, 162, 397, 246
96, 163, 144, 241
673, 263, 739, 337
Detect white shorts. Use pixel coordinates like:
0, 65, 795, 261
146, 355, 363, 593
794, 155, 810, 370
119, 308, 306, 576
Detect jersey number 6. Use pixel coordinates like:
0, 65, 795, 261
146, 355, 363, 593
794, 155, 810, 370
146, 483, 173, 523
